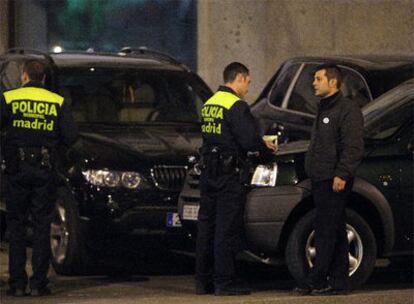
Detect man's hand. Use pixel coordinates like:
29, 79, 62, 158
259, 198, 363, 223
332, 176, 346, 192
264, 139, 277, 152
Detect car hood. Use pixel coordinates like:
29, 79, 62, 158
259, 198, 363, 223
276, 140, 310, 156
71, 123, 202, 170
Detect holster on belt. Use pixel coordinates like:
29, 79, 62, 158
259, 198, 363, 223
238, 157, 254, 185
200, 145, 239, 177
220, 152, 238, 174
202, 146, 220, 177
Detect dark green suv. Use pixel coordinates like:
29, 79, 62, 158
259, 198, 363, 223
178, 78, 414, 288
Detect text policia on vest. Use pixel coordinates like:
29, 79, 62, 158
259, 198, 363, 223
11, 100, 57, 131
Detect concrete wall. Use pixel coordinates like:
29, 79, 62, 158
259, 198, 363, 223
0, 0, 9, 53
198, 0, 414, 102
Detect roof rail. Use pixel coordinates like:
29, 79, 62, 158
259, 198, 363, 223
4, 48, 59, 90
5, 48, 56, 66
119, 46, 190, 71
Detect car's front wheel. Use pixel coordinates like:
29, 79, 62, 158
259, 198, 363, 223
285, 209, 377, 289
50, 187, 91, 275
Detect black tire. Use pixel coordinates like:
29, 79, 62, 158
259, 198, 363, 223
50, 187, 91, 275
285, 209, 377, 289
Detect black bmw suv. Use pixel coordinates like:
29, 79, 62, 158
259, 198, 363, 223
0, 48, 212, 274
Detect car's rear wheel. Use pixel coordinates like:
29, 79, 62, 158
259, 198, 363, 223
50, 187, 91, 275
285, 209, 377, 289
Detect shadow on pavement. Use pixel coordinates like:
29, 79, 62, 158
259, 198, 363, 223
0, 240, 413, 298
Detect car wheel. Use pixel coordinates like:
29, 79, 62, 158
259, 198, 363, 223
50, 187, 91, 275
285, 209, 377, 289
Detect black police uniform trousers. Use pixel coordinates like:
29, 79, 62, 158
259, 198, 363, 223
196, 170, 246, 290
306, 179, 353, 290
5, 160, 56, 290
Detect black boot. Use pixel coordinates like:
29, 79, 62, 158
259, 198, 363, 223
215, 283, 251, 296
293, 285, 312, 295
7, 288, 27, 297
311, 285, 349, 296
195, 282, 214, 295
30, 286, 52, 297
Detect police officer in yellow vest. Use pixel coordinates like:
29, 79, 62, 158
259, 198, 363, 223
0, 60, 78, 297
195, 62, 276, 296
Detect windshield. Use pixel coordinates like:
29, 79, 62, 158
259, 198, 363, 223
58, 68, 209, 123
363, 80, 414, 140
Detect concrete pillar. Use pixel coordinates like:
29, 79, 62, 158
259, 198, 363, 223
198, 0, 271, 102
0, 0, 9, 53
13, 0, 47, 50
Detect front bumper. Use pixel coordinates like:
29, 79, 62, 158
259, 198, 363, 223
72, 183, 185, 236
178, 169, 312, 256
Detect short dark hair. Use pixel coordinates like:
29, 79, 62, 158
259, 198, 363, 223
23, 60, 45, 82
316, 64, 343, 88
223, 62, 249, 83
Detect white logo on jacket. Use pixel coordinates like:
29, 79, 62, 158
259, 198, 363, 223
323, 117, 330, 124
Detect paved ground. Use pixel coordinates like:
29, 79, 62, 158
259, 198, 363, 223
0, 244, 412, 304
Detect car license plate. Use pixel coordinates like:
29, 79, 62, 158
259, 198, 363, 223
166, 212, 182, 227
182, 205, 200, 221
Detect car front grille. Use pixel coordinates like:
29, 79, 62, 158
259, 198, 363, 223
151, 165, 188, 191
186, 167, 201, 189
177, 165, 201, 221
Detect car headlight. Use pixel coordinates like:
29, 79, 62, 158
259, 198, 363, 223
250, 163, 278, 187
121, 172, 142, 189
82, 169, 144, 189
104, 171, 121, 187
82, 170, 107, 186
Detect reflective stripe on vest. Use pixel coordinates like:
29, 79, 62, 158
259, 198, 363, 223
4, 87, 64, 106
204, 91, 239, 110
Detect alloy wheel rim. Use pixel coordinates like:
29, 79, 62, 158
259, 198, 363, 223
50, 202, 69, 264
305, 224, 363, 276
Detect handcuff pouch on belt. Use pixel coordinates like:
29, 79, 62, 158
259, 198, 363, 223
17, 146, 52, 169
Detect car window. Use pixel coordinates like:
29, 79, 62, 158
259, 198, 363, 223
286, 64, 371, 115
365, 98, 413, 140
0, 60, 22, 91
340, 68, 371, 108
58, 68, 205, 123
286, 64, 318, 114
268, 64, 300, 107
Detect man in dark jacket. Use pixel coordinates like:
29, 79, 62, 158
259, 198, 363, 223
299, 64, 364, 295
0, 60, 78, 297
195, 62, 276, 296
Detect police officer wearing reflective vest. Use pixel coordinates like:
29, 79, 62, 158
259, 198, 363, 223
0, 60, 78, 297
195, 62, 276, 296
